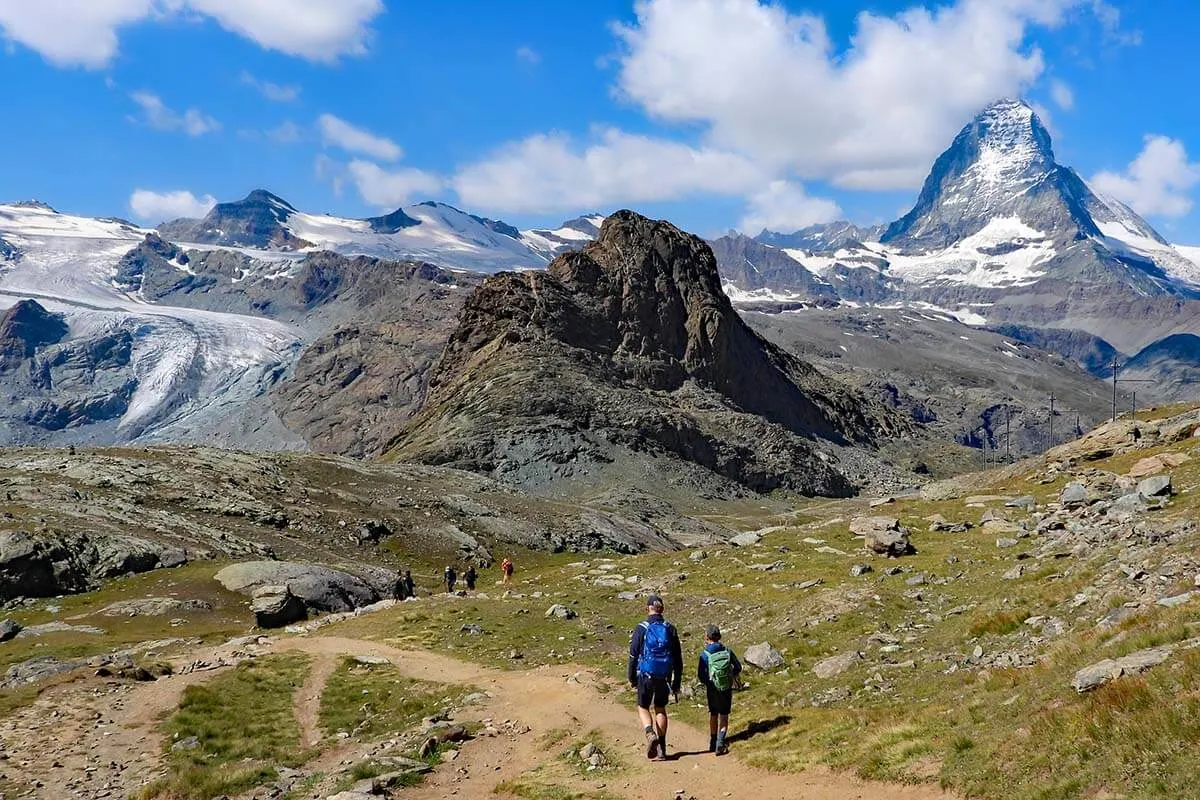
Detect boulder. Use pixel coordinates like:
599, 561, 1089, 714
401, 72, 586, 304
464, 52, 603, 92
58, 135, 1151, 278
1060, 482, 1089, 507
864, 529, 914, 557
216, 561, 388, 614
743, 642, 784, 670
1071, 647, 1172, 693
545, 604, 577, 620
251, 584, 307, 629
0, 618, 21, 642
851, 516, 914, 557
99, 598, 212, 617
849, 516, 899, 537
1005, 495, 1036, 510
812, 651, 862, 679
849, 564, 873, 577
0, 530, 184, 601
729, 532, 762, 547
1137, 475, 1172, 499
1107, 493, 1147, 522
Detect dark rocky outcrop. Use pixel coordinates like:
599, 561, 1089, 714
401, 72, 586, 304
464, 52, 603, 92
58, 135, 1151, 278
388, 211, 912, 496
0, 530, 187, 601
0, 300, 68, 369
158, 190, 312, 250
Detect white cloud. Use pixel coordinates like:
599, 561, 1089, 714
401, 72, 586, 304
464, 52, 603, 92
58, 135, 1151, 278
739, 180, 841, 234
318, 113, 401, 161
1049, 79, 1074, 110
131, 91, 219, 136
267, 120, 302, 143
240, 71, 300, 102
613, 0, 1093, 190
1091, 135, 1200, 219
0, 0, 383, 68
347, 160, 444, 208
453, 128, 771, 214
129, 188, 217, 221
516, 45, 540, 65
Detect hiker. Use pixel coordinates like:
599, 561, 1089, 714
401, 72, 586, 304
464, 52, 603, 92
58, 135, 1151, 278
501, 557, 514, 585
464, 565, 477, 591
444, 565, 457, 594
698, 624, 742, 755
403, 570, 415, 599
627, 595, 683, 761
393, 570, 409, 600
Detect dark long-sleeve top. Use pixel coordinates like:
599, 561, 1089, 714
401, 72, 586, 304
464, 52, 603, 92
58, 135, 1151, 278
627, 614, 684, 691
697, 642, 742, 686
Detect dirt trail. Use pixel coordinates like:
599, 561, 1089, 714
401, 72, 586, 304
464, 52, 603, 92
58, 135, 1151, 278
295, 650, 340, 748
0, 635, 958, 800
277, 636, 957, 800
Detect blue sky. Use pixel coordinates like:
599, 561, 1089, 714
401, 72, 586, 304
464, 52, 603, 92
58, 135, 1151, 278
2, 0, 1200, 240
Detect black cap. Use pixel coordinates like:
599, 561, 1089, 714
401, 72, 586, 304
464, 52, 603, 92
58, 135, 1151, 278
646, 594, 664, 609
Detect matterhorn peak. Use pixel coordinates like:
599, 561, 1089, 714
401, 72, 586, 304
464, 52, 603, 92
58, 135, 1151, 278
882, 97, 1096, 250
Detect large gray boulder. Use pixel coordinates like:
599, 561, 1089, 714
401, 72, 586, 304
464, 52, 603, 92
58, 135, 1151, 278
251, 585, 308, 628
812, 651, 862, 679
1060, 482, 1089, 507
851, 517, 914, 556
99, 598, 212, 617
0, 618, 21, 642
1071, 647, 1172, 693
1137, 475, 1172, 499
743, 642, 785, 670
215, 561, 388, 614
0, 530, 188, 601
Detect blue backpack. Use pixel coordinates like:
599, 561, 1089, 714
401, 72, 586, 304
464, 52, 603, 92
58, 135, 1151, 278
638, 620, 673, 678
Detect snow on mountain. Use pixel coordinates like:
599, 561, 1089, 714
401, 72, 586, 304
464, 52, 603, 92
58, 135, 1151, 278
885, 216, 1056, 288
284, 201, 567, 272
159, 191, 605, 273
0, 200, 301, 441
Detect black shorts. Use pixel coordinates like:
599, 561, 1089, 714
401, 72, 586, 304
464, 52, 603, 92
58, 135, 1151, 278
706, 684, 733, 715
637, 674, 671, 709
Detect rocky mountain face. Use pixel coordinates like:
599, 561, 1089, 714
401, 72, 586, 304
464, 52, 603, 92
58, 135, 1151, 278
159, 190, 313, 250
0, 300, 140, 440
709, 234, 838, 306
757, 221, 886, 253
746, 307, 1114, 462
710, 99, 1200, 405
387, 211, 915, 498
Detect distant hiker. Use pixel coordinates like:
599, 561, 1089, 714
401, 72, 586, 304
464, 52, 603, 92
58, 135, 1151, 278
403, 570, 415, 599
628, 595, 683, 761
698, 625, 742, 755
464, 565, 477, 591
393, 570, 409, 600
501, 557, 514, 585
444, 565, 457, 594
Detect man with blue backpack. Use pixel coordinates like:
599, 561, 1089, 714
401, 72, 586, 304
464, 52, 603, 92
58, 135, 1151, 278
627, 595, 683, 761
698, 624, 742, 755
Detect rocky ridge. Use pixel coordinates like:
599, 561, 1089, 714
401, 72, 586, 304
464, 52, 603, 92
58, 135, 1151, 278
387, 210, 916, 497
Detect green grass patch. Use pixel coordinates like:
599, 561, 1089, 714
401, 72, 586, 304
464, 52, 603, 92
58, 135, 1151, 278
140, 653, 311, 800
318, 656, 469, 740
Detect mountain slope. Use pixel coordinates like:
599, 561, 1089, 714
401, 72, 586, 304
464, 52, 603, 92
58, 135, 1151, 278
386, 210, 915, 498
157, 191, 599, 273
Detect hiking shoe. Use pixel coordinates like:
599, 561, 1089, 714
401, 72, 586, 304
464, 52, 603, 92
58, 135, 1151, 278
708, 735, 717, 753
645, 733, 660, 760
657, 741, 669, 761
715, 733, 728, 756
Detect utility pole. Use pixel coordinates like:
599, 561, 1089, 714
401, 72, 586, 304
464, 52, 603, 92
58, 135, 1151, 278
1111, 356, 1120, 422
1048, 394, 1056, 448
